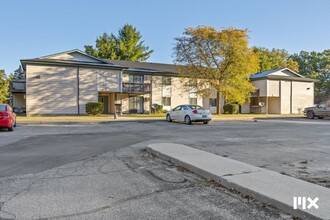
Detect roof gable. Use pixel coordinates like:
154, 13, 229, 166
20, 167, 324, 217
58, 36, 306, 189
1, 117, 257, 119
37, 49, 107, 64
251, 68, 303, 79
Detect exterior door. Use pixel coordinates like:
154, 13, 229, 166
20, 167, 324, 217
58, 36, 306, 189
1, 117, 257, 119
98, 96, 108, 114
137, 97, 144, 114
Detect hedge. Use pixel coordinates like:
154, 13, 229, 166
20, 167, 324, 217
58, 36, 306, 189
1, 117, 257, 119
85, 102, 104, 115
223, 103, 239, 114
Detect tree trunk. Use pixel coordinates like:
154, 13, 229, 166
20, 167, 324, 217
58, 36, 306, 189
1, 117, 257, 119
216, 90, 221, 114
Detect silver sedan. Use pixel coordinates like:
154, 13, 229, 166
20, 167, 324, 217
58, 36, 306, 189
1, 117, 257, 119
166, 105, 212, 125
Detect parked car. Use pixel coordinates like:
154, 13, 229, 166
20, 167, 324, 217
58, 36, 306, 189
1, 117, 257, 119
166, 104, 212, 125
0, 104, 17, 131
304, 101, 330, 119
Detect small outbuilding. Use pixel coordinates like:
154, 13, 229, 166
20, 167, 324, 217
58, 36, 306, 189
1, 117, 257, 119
241, 68, 317, 114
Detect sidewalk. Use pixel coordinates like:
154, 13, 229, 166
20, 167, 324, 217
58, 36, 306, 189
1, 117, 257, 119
147, 143, 330, 220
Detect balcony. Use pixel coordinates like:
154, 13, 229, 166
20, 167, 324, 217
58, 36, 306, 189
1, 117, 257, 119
122, 83, 151, 94
10, 81, 26, 93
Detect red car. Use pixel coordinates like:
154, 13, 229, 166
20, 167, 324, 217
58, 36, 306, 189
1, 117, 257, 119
0, 104, 17, 131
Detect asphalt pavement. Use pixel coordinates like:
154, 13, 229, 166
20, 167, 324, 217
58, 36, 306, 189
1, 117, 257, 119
0, 119, 329, 219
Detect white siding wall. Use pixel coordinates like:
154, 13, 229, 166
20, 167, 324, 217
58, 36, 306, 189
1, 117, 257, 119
26, 65, 78, 115
97, 69, 121, 92
267, 80, 280, 97
280, 81, 291, 114
292, 81, 314, 114
26, 65, 119, 115
252, 80, 267, 96
79, 68, 98, 114
46, 52, 100, 63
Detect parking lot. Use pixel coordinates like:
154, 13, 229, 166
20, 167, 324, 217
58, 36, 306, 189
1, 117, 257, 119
1, 118, 329, 187
0, 118, 329, 219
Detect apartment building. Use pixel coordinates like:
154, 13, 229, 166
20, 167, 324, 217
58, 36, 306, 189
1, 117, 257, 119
16, 49, 316, 116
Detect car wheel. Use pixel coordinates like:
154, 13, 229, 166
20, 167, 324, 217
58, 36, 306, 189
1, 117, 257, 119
317, 116, 324, 119
185, 115, 192, 125
307, 111, 315, 119
14, 120, 17, 127
166, 114, 172, 122
203, 121, 209, 124
8, 124, 13, 131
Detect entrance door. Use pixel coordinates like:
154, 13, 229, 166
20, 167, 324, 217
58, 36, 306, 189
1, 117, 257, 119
137, 97, 144, 114
98, 96, 109, 114
129, 96, 144, 114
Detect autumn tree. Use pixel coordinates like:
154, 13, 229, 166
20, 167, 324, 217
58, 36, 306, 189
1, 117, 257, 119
0, 70, 10, 103
290, 50, 330, 102
85, 24, 153, 61
253, 47, 299, 72
174, 26, 259, 114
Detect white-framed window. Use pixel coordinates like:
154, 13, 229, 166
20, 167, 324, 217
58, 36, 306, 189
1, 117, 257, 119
162, 97, 171, 106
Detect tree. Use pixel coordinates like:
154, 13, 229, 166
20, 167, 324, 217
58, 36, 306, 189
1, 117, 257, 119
9, 65, 25, 80
85, 24, 153, 61
253, 47, 299, 72
0, 70, 10, 103
290, 50, 330, 102
174, 26, 259, 114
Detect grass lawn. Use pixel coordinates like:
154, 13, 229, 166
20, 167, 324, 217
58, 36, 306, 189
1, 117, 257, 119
16, 115, 112, 122
16, 113, 304, 123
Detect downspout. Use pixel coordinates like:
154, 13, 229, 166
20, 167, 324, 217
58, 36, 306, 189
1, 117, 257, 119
77, 67, 80, 115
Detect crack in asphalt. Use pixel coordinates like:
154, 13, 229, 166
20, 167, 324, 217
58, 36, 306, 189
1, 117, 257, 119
0, 180, 37, 220
37, 184, 196, 220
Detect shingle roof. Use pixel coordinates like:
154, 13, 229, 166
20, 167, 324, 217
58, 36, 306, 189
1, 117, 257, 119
105, 59, 179, 74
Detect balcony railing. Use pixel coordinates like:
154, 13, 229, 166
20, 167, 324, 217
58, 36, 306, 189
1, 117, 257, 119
122, 83, 151, 94
10, 81, 26, 93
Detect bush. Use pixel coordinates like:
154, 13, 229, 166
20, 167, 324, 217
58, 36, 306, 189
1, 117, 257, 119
223, 103, 239, 114
85, 102, 104, 115
151, 104, 164, 114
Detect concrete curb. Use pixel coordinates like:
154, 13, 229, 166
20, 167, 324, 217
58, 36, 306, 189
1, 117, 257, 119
146, 143, 330, 220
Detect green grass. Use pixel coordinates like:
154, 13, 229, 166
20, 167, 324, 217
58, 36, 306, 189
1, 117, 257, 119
17, 115, 112, 122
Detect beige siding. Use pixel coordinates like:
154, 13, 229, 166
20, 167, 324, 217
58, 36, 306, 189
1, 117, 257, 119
292, 81, 314, 114
97, 69, 121, 92
26, 65, 78, 115
252, 80, 267, 96
280, 81, 291, 114
270, 69, 298, 77
268, 97, 281, 113
79, 68, 98, 114
241, 100, 250, 113
267, 80, 280, 97
46, 52, 100, 63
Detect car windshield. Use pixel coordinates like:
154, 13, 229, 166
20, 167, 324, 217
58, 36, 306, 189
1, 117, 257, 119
189, 105, 204, 110
0, 105, 6, 112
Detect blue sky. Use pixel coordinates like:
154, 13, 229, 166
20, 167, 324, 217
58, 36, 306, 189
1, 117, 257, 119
1, 0, 330, 75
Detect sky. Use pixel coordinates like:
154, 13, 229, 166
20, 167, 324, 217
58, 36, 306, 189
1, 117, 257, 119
1, 0, 330, 75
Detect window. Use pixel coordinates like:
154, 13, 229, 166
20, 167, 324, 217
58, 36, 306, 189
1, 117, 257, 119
0, 105, 6, 111
189, 105, 205, 110
162, 77, 171, 85
129, 75, 144, 83
319, 102, 326, 108
162, 97, 171, 106
209, 98, 217, 107
189, 98, 197, 105
173, 106, 181, 111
